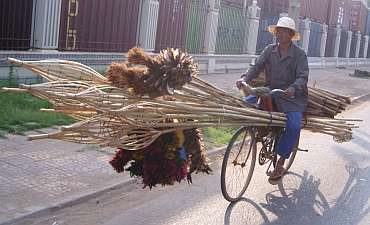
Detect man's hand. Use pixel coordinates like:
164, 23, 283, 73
236, 79, 250, 96
236, 78, 244, 89
284, 87, 295, 97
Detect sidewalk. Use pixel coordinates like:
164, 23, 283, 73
0, 129, 132, 225
1, 66, 370, 225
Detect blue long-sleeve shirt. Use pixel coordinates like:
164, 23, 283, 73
242, 43, 309, 112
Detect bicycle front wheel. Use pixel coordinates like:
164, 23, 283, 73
221, 126, 257, 202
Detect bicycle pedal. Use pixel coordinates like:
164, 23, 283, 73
297, 148, 308, 152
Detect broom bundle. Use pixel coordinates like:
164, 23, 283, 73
3, 49, 361, 188
5, 82, 356, 145
3, 48, 360, 148
5, 80, 287, 150
5, 55, 213, 185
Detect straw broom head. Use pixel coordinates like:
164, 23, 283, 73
107, 62, 148, 95
109, 48, 198, 97
142, 48, 198, 96
128, 47, 160, 68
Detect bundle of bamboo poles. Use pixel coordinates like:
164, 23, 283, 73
3, 79, 287, 150
306, 87, 351, 118
3, 79, 356, 148
248, 71, 352, 118
2, 51, 359, 150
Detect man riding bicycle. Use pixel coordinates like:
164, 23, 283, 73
236, 16, 309, 183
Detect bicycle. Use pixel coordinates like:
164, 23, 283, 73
220, 87, 307, 202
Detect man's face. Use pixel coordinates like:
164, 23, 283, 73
275, 27, 294, 44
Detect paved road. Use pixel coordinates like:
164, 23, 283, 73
15, 100, 370, 225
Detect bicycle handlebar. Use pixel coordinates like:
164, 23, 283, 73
268, 88, 286, 98
240, 81, 286, 98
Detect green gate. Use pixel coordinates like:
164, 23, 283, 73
215, 1, 246, 54
186, 0, 208, 53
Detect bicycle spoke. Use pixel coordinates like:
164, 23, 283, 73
221, 127, 257, 202
233, 129, 248, 163
243, 134, 256, 165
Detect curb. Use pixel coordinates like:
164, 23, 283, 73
0, 177, 134, 225
0, 145, 228, 225
351, 93, 370, 105
207, 145, 227, 156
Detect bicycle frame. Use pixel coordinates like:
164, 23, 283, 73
254, 95, 285, 173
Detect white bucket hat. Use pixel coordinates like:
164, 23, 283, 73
267, 16, 301, 41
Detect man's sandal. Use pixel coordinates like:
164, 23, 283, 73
267, 167, 285, 185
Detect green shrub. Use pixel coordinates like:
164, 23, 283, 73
201, 127, 238, 148
0, 86, 75, 136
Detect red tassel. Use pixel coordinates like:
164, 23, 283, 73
109, 149, 133, 173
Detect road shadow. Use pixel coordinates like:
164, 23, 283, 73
224, 197, 270, 225
261, 163, 370, 225
224, 162, 370, 225
347, 129, 370, 152
259, 170, 329, 225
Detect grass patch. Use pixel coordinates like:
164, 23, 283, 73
201, 127, 239, 148
0, 80, 75, 136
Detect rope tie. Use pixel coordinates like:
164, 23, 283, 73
335, 102, 341, 113
268, 111, 273, 127
303, 115, 308, 128
321, 98, 328, 112
219, 106, 226, 125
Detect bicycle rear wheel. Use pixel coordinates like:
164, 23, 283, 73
221, 126, 257, 202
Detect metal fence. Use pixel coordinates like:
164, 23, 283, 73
307, 21, 322, 57
0, 76, 43, 85
338, 30, 348, 57
358, 36, 365, 58
3, 0, 370, 59
296, 19, 305, 48
185, 0, 208, 53
350, 32, 357, 58
0, 0, 33, 50
360, 36, 365, 57
256, 15, 278, 54
0, 66, 44, 85
325, 26, 337, 57
58, 0, 141, 52
215, 1, 246, 54
155, 0, 190, 52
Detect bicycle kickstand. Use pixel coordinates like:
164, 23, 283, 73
297, 147, 308, 152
